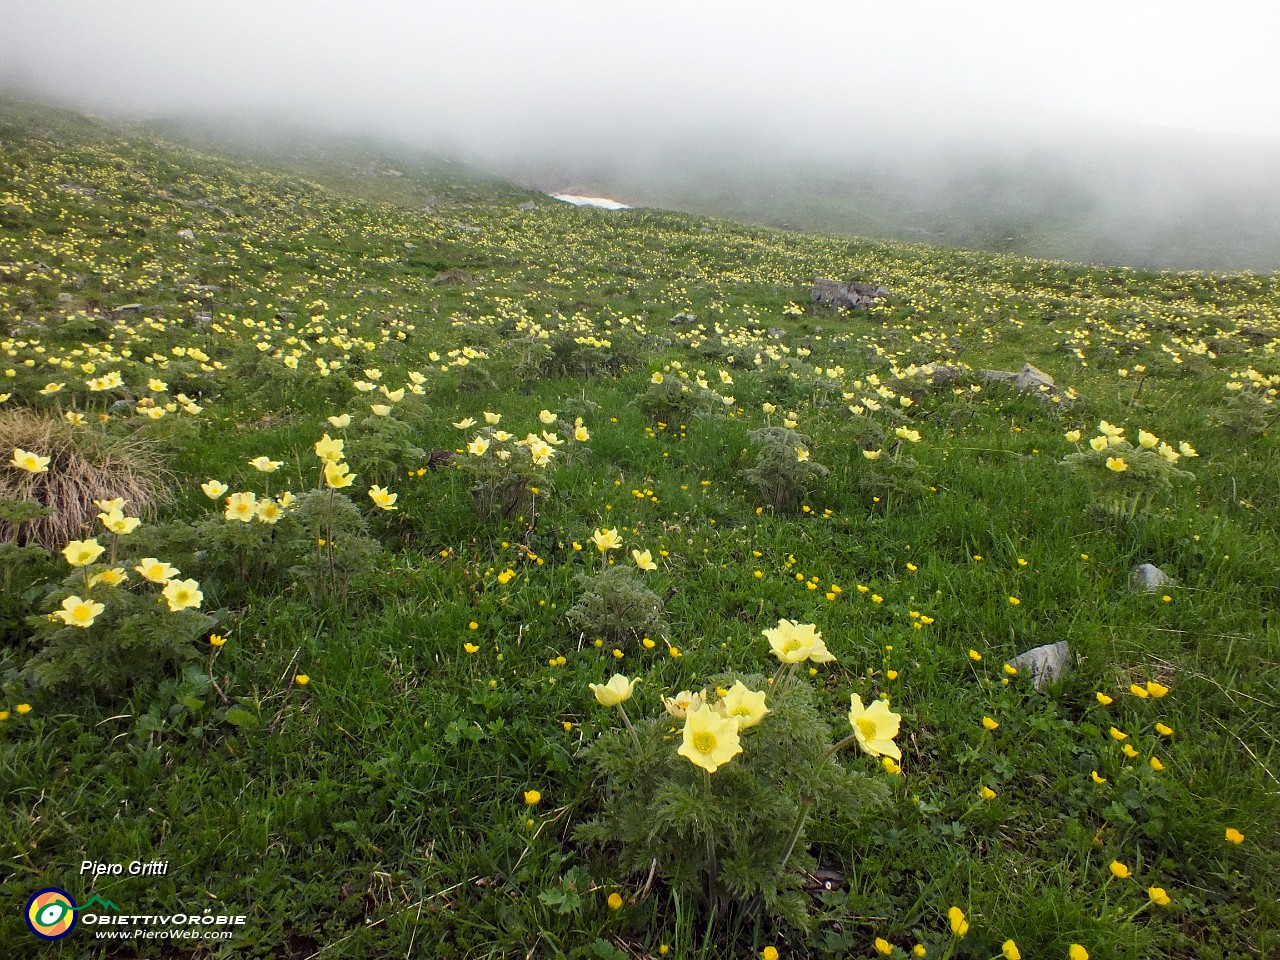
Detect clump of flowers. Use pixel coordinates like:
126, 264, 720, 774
576, 618, 891, 935
741, 427, 829, 512
567, 565, 669, 649
1062, 420, 1195, 526
452, 412, 587, 522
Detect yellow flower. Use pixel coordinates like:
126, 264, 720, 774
1178, 441, 1198, 458
1106, 457, 1129, 472
913, 947, 926, 958
1138, 429, 1159, 449
1096, 692, 1114, 705
1225, 827, 1245, 844
523, 789, 541, 805
1109, 860, 1130, 879
209, 634, 227, 647
315, 433, 344, 462
651, 371, 664, 384
324, 460, 356, 489
295, 674, 310, 686
539, 409, 557, 424
11, 447, 50, 473
1149, 756, 1166, 771
662, 690, 704, 718
1122, 743, 1139, 758
875, 938, 893, 956
370, 404, 392, 417
764, 619, 835, 664
16, 703, 31, 714
483, 411, 501, 425
631, 548, 657, 571
88, 567, 127, 588
719, 681, 769, 729
1155, 722, 1173, 736
99, 509, 141, 535
881, 756, 901, 775
1089, 436, 1109, 452
1129, 684, 1149, 698
1008, 596, 1020, 605
54, 595, 105, 628
980, 786, 997, 800
1148, 886, 1171, 906
894, 426, 922, 443
62, 538, 105, 567
1069, 945, 1089, 960
1145, 681, 1169, 698
162, 578, 204, 612
589, 674, 637, 707
225, 491, 258, 522
467, 436, 490, 456
591, 528, 622, 553
463, 642, 479, 654
968, 649, 983, 661
982, 716, 1000, 731
796, 446, 810, 462
201, 479, 228, 499
948, 906, 969, 937
858, 448, 881, 459
1002, 940, 1021, 960
368, 485, 398, 511
249, 456, 283, 473
678, 704, 743, 773
849, 694, 902, 760
1109, 726, 1128, 741
135, 558, 179, 583
256, 499, 284, 524
327, 413, 352, 429
1064, 429, 1082, 442
607, 892, 623, 910
1091, 771, 1107, 784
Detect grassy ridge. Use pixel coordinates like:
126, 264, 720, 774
1, 97, 1278, 959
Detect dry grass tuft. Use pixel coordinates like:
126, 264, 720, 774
0, 410, 171, 548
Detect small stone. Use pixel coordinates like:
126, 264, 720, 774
517, 201, 538, 211
177, 229, 195, 240
668, 312, 698, 325
1014, 363, 1054, 390
1008, 641, 1072, 691
1130, 563, 1173, 592
109, 304, 144, 320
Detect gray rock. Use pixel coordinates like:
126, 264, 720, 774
109, 304, 144, 320
1130, 563, 1174, 592
192, 311, 213, 326
177, 229, 195, 240
193, 285, 221, 294
59, 183, 97, 197
1008, 641, 1072, 690
517, 201, 538, 211
811, 278, 889, 310
1014, 363, 1054, 391
767, 327, 787, 339
668, 312, 698, 325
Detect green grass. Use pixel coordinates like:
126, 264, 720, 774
1, 95, 1278, 959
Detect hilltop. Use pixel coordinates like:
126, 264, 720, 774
0, 98, 1277, 959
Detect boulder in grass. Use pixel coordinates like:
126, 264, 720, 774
811, 278, 888, 310
1130, 563, 1174, 593
1008, 641, 1072, 691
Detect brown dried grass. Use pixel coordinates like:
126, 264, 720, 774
0, 409, 171, 548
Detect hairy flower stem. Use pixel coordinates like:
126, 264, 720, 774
818, 731, 861, 766
617, 704, 640, 747
776, 796, 814, 874
703, 770, 719, 927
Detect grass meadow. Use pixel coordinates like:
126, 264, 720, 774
1, 98, 1277, 959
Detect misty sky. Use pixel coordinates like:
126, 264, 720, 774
5, 0, 1280, 159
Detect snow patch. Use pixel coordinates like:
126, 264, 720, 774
550, 194, 631, 210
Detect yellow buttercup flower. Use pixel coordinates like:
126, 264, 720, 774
201, 479, 228, 499
314, 433, 344, 462
88, 567, 128, 588
249, 456, 283, 473
225, 491, 258, 522
591, 528, 622, 553
1002, 940, 1021, 960
1145, 681, 1169, 698
162, 578, 203, 612
54, 595, 105, 628
678, 704, 743, 773
1148, 886, 1171, 906
764, 619, 835, 664
368, 485, 398, 511
11, 447, 50, 474
589, 674, 637, 707
324, 460, 356, 489
1225, 827, 1245, 844
1069, 945, 1089, 960
718, 681, 769, 729
62, 538, 105, 567
523, 789, 541, 805
874, 938, 893, 956
980, 785, 998, 800
948, 906, 969, 937
849, 694, 902, 759
135, 558, 180, 583
1109, 860, 1131, 879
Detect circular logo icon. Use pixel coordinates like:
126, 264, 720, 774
26, 888, 77, 941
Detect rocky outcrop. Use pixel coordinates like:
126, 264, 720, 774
811, 279, 888, 310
